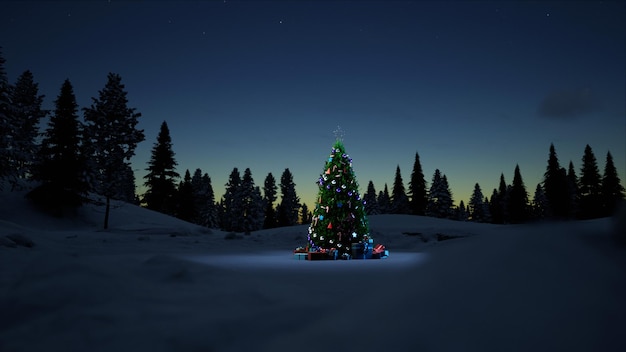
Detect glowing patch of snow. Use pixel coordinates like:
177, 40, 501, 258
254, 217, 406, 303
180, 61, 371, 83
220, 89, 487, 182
182, 251, 428, 271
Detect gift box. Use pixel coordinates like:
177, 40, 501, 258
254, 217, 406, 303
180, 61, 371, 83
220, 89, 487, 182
373, 244, 385, 254
372, 250, 389, 259
364, 244, 373, 259
351, 243, 366, 259
294, 253, 307, 260
308, 251, 330, 261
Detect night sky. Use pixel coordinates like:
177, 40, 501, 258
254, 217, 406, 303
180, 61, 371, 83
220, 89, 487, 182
2, 1, 625, 209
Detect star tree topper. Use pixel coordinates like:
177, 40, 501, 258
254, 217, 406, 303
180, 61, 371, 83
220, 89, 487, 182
333, 125, 345, 141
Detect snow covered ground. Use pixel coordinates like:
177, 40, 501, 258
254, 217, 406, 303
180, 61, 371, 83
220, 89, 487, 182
1, 190, 624, 352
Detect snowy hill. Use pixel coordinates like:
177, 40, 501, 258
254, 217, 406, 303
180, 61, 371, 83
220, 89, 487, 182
1, 190, 624, 352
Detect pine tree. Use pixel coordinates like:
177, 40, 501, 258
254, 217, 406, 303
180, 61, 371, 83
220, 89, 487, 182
531, 183, 548, 220
82, 73, 144, 229
222, 167, 242, 231
191, 168, 218, 227
426, 169, 442, 217
216, 198, 226, 230
601, 151, 625, 216
119, 163, 139, 204
0, 48, 12, 188
488, 188, 498, 224
300, 203, 311, 224
469, 183, 487, 222
456, 200, 469, 221
483, 196, 492, 223
142, 121, 179, 215
391, 165, 410, 214
307, 139, 369, 255
29, 79, 86, 209
190, 168, 205, 224
363, 180, 380, 215
263, 172, 278, 229
490, 174, 508, 224
377, 184, 391, 214
240, 168, 264, 234
277, 168, 300, 227
408, 152, 428, 215
175, 169, 196, 222
543, 144, 569, 219
426, 169, 454, 218
7, 70, 46, 186
441, 175, 454, 218
579, 144, 602, 219
508, 164, 530, 223
205, 174, 219, 228
566, 161, 580, 218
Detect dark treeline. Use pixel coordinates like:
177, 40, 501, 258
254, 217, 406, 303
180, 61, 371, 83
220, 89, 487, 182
0, 48, 144, 229
0, 48, 306, 231
364, 147, 625, 224
1, 48, 623, 230
142, 121, 304, 233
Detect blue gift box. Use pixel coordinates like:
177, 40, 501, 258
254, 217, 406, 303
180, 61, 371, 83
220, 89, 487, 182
372, 250, 389, 259
365, 246, 373, 259
293, 253, 307, 260
351, 243, 366, 259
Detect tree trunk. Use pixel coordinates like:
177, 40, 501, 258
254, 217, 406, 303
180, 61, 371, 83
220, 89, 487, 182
104, 196, 110, 230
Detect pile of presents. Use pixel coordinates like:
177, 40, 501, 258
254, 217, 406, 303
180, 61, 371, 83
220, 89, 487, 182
294, 235, 389, 261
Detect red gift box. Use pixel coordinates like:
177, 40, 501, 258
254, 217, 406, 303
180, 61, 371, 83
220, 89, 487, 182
373, 244, 385, 255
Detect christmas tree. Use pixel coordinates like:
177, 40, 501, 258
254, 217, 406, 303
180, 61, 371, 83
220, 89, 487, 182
307, 130, 369, 256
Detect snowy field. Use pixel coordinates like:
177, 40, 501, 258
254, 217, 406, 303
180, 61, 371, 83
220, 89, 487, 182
1, 190, 625, 352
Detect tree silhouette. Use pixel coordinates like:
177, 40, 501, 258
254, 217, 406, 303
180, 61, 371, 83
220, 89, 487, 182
277, 168, 300, 227
391, 165, 410, 214
190, 168, 218, 227
508, 164, 529, 223
457, 200, 469, 221
8, 70, 46, 186
531, 183, 549, 220
83, 73, 144, 229
408, 152, 428, 215
263, 172, 278, 229
579, 144, 602, 219
566, 161, 580, 218
426, 169, 454, 218
29, 79, 86, 210
175, 169, 196, 222
601, 151, 625, 216
363, 180, 380, 215
240, 167, 264, 233
377, 183, 391, 214
0, 48, 12, 188
469, 183, 488, 222
143, 121, 179, 215
490, 173, 508, 223
543, 144, 569, 219
222, 167, 242, 231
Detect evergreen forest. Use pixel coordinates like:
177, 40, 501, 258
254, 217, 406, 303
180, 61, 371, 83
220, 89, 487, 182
1, 48, 624, 231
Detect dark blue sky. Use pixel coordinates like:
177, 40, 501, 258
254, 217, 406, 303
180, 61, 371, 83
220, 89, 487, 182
2, 0, 624, 208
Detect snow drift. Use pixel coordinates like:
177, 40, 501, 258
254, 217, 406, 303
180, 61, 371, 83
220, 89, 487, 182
1, 190, 624, 352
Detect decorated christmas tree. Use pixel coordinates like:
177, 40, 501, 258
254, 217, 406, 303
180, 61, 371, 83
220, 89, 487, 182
307, 129, 369, 256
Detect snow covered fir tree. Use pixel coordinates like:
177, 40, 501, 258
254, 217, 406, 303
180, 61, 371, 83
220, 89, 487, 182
306, 133, 370, 257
